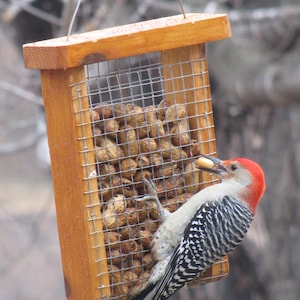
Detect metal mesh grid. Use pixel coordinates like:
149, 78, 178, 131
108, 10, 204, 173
70, 52, 225, 299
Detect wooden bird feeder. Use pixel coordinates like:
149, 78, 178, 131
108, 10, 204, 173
23, 13, 231, 300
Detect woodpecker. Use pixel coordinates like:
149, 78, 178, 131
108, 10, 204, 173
130, 154, 265, 300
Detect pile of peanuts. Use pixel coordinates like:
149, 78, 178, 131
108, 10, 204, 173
90, 100, 204, 299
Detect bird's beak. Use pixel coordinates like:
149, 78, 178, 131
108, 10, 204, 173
196, 154, 227, 175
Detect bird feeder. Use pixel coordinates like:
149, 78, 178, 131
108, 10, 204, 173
23, 13, 231, 300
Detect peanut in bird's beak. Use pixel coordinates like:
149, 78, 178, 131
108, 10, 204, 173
195, 154, 227, 174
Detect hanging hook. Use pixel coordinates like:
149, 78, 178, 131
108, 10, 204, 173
67, 0, 82, 41
179, 0, 186, 19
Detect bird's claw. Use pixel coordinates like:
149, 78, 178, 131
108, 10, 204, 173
136, 179, 170, 221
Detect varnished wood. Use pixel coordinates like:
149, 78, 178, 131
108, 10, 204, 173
23, 13, 231, 70
40, 67, 110, 299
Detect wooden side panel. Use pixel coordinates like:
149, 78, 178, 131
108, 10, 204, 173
161, 44, 217, 157
23, 13, 231, 70
40, 67, 110, 300
161, 45, 228, 283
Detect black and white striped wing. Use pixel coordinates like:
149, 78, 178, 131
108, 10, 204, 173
151, 195, 254, 300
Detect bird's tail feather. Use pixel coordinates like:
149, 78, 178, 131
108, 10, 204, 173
129, 283, 156, 300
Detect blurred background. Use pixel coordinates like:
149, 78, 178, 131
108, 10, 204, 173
1, 0, 300, 299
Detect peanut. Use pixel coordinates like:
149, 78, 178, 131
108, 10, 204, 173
95, 146, 109, 163
130, 259, 142, 276
93, 126, 102, 136
195, 156, 215, 169
104, 231, 120, 249
132, 241, 143, 260
144, 105, 165, 138
184, 140, 201, 157
156, 99, 167, 120
102, 194, 127, 229
138, 228, 152, 249
120, 240, 132, 254
118, 125, 138, 157
138, 137, 157, 154
120, 225, 139, 240
184, 161, 201, 193
133, 170, 152, 189
98, 181, 113, 202
124, 271, 139, 287
142, 252, 154, 269
119, 158, 137, 179
125, 103, 145, 127
150, 153, 164, 167
110, 248, 125, 265
136, 121, 148, 139
90, 109, 100, 122
155, 177, 184, 200
99, 118, 120, 138
135, 155, 150, 168
113, 103, 133, 125
98, 164, 116, 180
161, 193, 193, 212
125, 207, 147, 225
154, 162, 178, 178
158, 138, 188, 161
96, 136, 125, 163
141, 220, 159, 234
108, 176, 138, 198
93, 103, 112, 119
108, 265, 129, 299
165, 103, 187, 121
129, 273, 150, 299
171, 118, 191, 146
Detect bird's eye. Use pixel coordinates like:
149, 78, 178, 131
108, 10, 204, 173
231, 164, 238, 171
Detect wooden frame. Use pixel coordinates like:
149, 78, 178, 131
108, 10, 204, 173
23, 13, 231, 300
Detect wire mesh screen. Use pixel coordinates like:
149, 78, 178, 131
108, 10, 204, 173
70, 52, 226, 299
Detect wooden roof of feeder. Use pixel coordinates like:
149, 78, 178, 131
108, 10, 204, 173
23, 13, 231, 70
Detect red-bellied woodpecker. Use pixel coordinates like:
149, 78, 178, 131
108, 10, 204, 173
130, 154, 265, 300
